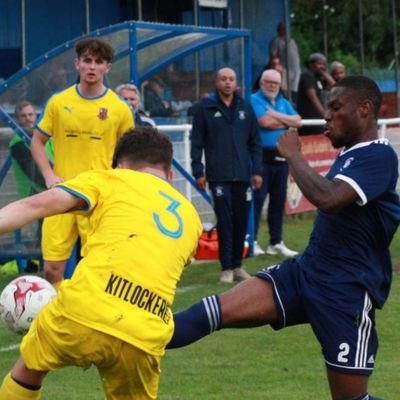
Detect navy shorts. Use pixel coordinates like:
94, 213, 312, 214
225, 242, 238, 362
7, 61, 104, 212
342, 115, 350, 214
255, 258, 377, 375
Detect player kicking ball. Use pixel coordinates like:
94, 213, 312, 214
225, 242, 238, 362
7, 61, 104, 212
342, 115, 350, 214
0, 127, 202, 400
167, 76, 400, 400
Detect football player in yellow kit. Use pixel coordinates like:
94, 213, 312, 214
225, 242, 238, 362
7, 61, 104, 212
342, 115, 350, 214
0, 127, 202, 400
31, 37, 134, 287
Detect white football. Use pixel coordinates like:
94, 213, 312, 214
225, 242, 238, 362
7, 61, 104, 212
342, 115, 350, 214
0, 275, 56, 334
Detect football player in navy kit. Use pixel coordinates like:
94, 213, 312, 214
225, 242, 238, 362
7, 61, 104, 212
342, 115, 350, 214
167, 76, 400, 400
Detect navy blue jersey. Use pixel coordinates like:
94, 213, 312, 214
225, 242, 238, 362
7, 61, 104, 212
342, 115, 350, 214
299, 139, 400, 308
191, 92, 263, 182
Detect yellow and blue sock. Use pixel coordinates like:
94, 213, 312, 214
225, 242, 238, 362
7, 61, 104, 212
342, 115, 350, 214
0, 373, 41, 400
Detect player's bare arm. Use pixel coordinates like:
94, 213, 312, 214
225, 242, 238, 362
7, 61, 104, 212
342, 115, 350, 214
266, 108, 302, 128
277, 129, 358, 213
31, 130, 63, 188
0, 189, 83, 234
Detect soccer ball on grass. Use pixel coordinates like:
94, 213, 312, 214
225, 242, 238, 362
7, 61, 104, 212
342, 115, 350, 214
0, 275, 56, 334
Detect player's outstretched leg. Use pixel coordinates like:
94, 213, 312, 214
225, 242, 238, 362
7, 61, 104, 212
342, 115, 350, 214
327, 368, 375, 400
167, 277, 276, 349
167, 296, 221, 348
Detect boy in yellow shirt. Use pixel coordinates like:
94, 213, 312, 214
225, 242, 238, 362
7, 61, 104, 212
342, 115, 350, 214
31, 38, 134, 286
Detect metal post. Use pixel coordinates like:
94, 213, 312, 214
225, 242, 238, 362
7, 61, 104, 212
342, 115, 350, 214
240, 0, 245, 93
322, 0, 328, 58
359, 0, 365, 74
194, 0, 200, 101
392, 0, 400, 116
129, 23, 138, 85
244, 35, 252, 100
239, 0, 244, 28
284, 0, 291, 101
21, 0, 26, 66
138, 0, 143, 21
183, 126, 192, 202
85, 0, 90, 34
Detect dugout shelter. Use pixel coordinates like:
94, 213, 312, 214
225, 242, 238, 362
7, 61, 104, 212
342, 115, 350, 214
0, 21, 252, 269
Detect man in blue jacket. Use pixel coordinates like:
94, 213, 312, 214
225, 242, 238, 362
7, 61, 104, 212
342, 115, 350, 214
191, 67, 263, 283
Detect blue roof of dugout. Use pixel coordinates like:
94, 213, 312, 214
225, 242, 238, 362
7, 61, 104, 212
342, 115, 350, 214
0, 20, 252, 124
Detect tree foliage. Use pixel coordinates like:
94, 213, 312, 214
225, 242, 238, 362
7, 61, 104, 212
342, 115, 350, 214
291, 0, 397, 73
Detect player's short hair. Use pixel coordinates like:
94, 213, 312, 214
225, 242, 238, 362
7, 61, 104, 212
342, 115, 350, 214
14, 100, 35, 118
75, 38, 114, 62
335, 76, 382, 118
112, 127, 173, 173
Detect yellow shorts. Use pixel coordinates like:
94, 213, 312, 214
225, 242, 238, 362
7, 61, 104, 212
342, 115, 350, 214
21, 302, 161, 400
41, 213, 88, 261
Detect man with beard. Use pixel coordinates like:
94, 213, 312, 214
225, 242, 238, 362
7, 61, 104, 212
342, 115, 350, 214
297, 52, 335, 135
9, 101, 53, 197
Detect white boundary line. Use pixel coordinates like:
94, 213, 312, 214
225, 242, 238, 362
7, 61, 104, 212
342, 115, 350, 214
0, 343, 20, 353
176, 284, 207, 293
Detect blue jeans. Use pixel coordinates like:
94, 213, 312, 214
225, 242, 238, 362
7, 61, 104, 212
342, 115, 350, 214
209, 182, 250, 270
253, 162, 288, 245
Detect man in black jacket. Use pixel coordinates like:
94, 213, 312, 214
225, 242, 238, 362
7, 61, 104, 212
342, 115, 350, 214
191, 67, 263, 283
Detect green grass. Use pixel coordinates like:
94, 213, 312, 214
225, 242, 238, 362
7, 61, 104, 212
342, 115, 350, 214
0, 213, 399, 399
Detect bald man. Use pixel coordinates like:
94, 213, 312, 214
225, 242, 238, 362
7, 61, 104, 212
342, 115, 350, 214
250, 69, 302, 257
191, 67, 263, 283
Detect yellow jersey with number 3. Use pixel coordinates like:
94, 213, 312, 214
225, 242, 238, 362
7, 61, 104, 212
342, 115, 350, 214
52, 169, 202, 356
36, 85, 134, 180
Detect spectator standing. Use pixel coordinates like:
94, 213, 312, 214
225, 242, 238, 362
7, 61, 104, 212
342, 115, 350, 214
168, 76, 400, 400
9, 101, 53, 273
9, 101, 53, 198
115, 83, 156, 127
31, 38, 134, 287
0, 128, 202, 400
250, 69, 301, 257
253, 56, 287, 96
330, 61, 346, 82
269, 22, 301, 102
191, 67, 263, 283
297, 52, 335, 136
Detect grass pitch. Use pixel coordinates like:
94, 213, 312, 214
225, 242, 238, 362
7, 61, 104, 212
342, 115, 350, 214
0, 213, 399, 399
